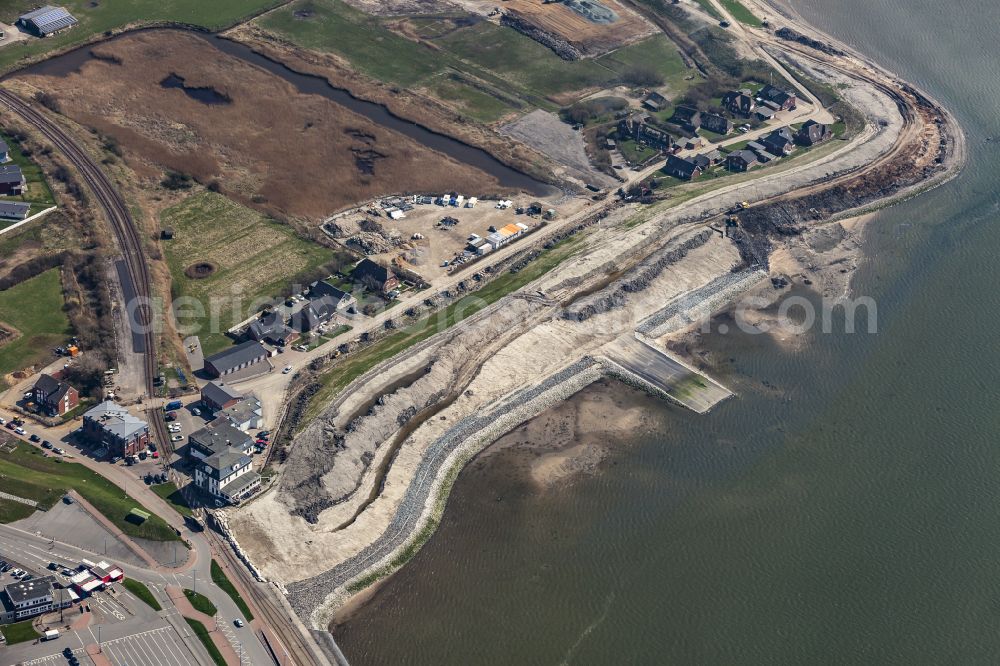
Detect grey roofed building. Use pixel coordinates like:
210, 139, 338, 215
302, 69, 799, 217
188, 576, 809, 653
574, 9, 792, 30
0, 201, 30, 220
726, 149, 760, 172
669, 105, 702, 130
0, 164, 25, 191
761, 126, 795, 155
201, 381, 243, 412
218, 397, 263, 432
291, 293, 346, 333
700, 112, 733, 135
796, 119, 833, 145
754, 106, 776, 121
83, 401, 148, 441
758, 83, 797, 110
203, 340, 268, 378
308, 280, 355, 308
18, 6, 78, 36
188, 421, 254, 459
247, 311, 296, 346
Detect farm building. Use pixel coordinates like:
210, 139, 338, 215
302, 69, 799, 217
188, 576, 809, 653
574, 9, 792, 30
17, 5, 78, 37
0, 201, 30, 220
0, 165, 26, 195
203, 341, 269, 378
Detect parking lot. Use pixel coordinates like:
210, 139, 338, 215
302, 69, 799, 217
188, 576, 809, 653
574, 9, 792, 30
93, 625, 198, 666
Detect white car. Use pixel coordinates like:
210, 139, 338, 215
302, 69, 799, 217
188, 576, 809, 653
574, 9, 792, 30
171, 435, 183, 442
234, 619, 244, 628
282, 365, 293, 374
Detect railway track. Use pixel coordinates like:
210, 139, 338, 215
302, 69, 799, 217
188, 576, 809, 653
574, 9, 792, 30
0, 88, 329, 665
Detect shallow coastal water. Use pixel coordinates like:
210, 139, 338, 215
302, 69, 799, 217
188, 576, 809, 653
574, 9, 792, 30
334, 0, 1000, 663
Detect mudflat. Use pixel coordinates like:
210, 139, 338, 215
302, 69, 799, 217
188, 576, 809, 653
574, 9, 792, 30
18, 30, 499, 219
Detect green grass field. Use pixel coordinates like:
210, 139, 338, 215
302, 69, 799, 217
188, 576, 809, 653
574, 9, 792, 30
184, 588, 217, 616
161, 191, 334, 355
0, 0, 286, 74
151, 481, 193, 517
0, 619, 40, 644
720, 0, 762, 26
0, 497, 35, 522
0, 268, 71, 386
0, 440, 179, 541
260, 1, 693, 113
211, 559, 254, 621
122, 578, 162, 611
185, 618, 226, 666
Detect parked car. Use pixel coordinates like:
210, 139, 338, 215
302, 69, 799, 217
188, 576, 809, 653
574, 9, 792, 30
29, 434, 40, 443
15, 427, 26, 436
152, 451, 160, 459
53, 448, 65, 455
42, 440, 52, 449
63, 495, 74, 504
47, 562, 58, 570
171, 435, 183, 442
144, 474, 153, 484
234, 619, 244, 628
191, 408, 201, 416
282, 365, 293, 374
0, 416, 5, 425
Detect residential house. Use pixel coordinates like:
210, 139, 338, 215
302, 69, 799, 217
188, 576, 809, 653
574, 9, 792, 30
81, 401, 149, 457
726, 149, 760, 172
617, 115, 676, 153
247, 310, 297, 347
796, 119, 833, 145
700, 113, 733, 136
761, 126, 795, 155
758, 83, 797, 111
352, 258, 400, 294
0, 164, 25, 195
703, 149, 725, 165
722, 90, 756, 117
291, 293, 344, 333
670, 105, 702, 131
308, 280, 356, 310
684, 136, 705, 150
642, 91, 668, 111
188, 422, 255, 461
691, 154, 711, 171
201, 381, 243, 413
193, 449, 260, 504
0, 202, 30, 220
17, 5, 78, 36
663, 154, 702, 180
30, 373, 79, 416
203, 341, 269, 379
